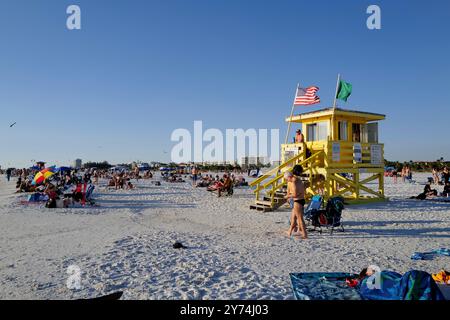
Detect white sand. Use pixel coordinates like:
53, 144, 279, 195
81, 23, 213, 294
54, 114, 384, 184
1, 172, 449, 299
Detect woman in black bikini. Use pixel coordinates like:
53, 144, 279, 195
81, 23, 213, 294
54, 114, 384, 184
284, 167, 308, 239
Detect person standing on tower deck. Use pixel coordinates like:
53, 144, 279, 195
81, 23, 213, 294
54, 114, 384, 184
295, 129, 304, 143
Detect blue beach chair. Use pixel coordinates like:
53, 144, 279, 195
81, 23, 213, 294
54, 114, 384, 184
304, 194, 323, 220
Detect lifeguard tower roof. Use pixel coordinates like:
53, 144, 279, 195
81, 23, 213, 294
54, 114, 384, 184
286, 107, 385, 123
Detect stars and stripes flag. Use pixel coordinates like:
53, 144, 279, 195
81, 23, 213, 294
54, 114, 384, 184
293, 86, 320, 106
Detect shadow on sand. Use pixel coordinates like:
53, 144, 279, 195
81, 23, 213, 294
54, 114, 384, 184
347, 198, 450, 213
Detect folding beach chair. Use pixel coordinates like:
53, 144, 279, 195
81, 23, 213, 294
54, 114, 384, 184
304, 194, 323, 220
84, 185, 95, 205
304, 195, 345, 234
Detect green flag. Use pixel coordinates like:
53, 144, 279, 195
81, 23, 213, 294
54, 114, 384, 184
336, 80, 352, 102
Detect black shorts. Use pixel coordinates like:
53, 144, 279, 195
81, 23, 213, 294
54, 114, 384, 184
294, 199, 305, 206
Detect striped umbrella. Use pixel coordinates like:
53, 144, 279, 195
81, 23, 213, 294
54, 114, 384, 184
32, 168, 55, 185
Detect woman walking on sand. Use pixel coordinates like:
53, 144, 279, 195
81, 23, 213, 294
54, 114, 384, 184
432, 167, 440, 185
284, 168, 307, 239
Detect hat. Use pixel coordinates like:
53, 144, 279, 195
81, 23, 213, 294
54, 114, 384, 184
296, 129, 301, 132
284, 171, 293, 179
173, 241, 187, 249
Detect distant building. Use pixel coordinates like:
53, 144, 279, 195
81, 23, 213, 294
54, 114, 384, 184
240, 156, 270, 167
74, 159, 82, 169
271, 160, 282, 167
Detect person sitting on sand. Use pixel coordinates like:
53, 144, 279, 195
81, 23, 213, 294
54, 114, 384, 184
44, 183, 59, 208
442, 182, 450, 197
115, 174, 124, 189
284, 168, 307, 239
410, 183, 437, 200
16, 177, 22, 189
442, 167, 450, 185
218, 174, 232, 197
423, 183, 438, 198
107, 177, 115, 187
126, 179, 134, 189
72, 183, 83, 202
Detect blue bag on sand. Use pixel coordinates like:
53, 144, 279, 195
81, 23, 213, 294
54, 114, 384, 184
360, 270, 445, 300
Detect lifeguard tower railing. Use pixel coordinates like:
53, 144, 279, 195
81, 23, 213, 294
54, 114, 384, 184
249, 141, 385, 211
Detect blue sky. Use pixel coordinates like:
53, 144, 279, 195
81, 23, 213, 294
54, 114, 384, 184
1, 0, 449, 168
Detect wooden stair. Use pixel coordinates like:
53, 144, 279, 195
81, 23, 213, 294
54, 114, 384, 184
249, 190, 288, 212
249, 150, 325, 212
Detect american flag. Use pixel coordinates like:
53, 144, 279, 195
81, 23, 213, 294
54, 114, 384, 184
293, 86, 320, 105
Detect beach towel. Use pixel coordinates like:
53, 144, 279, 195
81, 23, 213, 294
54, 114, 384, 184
290, 272, 362, 300
424, 197, 450, 203
27, 193, 48, 202
360, 270, 445, 300
411, 248, 450, 260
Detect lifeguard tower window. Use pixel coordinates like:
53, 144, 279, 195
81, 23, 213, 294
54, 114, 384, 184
352, 122, 379, 143
352, 123, 361, 142
364, 122, 379, 143
306, 121, 328, 141
338, 121, 348, 141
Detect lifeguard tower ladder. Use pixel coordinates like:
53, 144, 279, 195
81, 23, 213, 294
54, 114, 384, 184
249, 107, 386, 211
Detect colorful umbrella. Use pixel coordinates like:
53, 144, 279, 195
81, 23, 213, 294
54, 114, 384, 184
32, 168, 55, 185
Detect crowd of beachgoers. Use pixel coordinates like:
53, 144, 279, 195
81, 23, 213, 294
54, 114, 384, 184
385, 166, 450, 200
1, 165, 158, 209
0, 163, 256, 210
192, 170, 249, 197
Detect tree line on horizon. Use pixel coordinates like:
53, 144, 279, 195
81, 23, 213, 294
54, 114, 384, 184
385, 158, 449, 171
82, 161, 271, 172
83, 159, 450, 172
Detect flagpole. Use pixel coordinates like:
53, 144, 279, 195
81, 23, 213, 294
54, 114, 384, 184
331, 74, 341, 140
284, 83, 299, 145
332, 73, 341, 110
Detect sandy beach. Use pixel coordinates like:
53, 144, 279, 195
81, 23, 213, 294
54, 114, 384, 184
1, 172, 449, 300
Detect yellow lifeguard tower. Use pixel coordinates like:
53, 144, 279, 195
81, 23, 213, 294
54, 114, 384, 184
250, 107, 386, 211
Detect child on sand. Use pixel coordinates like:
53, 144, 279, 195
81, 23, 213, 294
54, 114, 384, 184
126, 179, 134, 189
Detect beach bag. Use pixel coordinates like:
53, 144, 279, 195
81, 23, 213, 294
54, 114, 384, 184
360, 270, 445, 300
45, 198, 56, 208
28, 193, 41, 202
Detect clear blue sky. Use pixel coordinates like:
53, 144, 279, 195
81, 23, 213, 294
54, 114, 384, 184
1, 0, 449, 168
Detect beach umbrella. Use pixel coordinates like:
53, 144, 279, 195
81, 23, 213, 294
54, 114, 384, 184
32, 168, 56, 185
